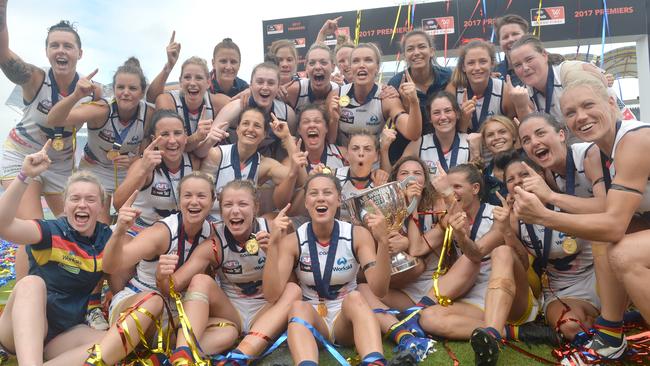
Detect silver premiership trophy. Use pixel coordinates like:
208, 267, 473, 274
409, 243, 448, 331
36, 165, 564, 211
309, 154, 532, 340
343, 177, 420, 275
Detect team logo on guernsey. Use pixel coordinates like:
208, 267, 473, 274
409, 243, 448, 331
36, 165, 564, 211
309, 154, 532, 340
98, 130, 115, 143
340, 109, 354, 124
151, 182, 171, 197
223, 260, 243, 275
368, 115, 380, 125
333, 257, 353, 272
127, 134, 141, 146
299, 255, 312, 272
37, 99, 53, 114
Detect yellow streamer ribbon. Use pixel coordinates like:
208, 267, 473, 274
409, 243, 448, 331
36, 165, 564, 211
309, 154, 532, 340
72, 126, 77, 172
534, 0, 543, 36
389, 5, 403, 44
354, 10, 362, 46
432, 226, 453, 306
169, 278, 210, 366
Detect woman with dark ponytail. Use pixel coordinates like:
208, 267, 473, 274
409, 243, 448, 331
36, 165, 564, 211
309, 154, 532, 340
47, 57, 155, 223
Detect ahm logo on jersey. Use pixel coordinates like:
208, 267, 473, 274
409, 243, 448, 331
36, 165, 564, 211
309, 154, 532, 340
367, 115, 380, 126
333, 257, 353, 271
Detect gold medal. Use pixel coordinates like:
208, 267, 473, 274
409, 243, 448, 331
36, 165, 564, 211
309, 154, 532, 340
541, 272, 550, 289
106, 150, 120, 160
317, 302, 328, 317
52, 137, 64, 151
562, 237, 578, 255
338, 95, 350, 107
245, 235, 259, 255
321, 166, 332, 175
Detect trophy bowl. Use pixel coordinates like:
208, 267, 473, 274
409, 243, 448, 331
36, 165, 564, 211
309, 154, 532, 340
343, 178, 420, 275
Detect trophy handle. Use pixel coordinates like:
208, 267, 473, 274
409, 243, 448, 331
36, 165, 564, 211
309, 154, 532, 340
399, 176, 419, 215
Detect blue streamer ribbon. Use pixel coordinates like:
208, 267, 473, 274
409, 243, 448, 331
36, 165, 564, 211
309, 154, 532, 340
600, 0, 610, 68
290, 317, 351, 366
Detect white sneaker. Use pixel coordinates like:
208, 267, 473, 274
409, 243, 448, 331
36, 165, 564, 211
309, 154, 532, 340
86, 307, 109, 331
561, 334, 627, 366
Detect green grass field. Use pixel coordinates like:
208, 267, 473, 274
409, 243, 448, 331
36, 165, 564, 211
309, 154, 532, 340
0, 277, 554, 366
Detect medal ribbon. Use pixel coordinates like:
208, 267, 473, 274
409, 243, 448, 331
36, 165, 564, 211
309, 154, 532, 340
532, 65, 555, 114
180, 95, 205, 136
565, 146, 576, 196
524, 217, 553, 276
432, 133, 460, 173
175, 213, 202, 270
109, 100, 139, 149
469, 203, 486, 241
224, 220, 258, 253
466, 78, 493, 132
231, 144, 259, 181
49, 69, 80, 140
159, 155, 186, 209
307, 221, 340, 300
599, 121, 622, 192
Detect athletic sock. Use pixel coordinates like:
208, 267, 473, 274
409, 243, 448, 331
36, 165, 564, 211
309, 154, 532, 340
387, 323, 415, 345
297, 361, 318, 366
503, 324, 518, 341
87, 292, 102, 311
361, 351, 387, 366
416, 296, 435, 308
594, 316, 624, 346
484, 326, 502, 340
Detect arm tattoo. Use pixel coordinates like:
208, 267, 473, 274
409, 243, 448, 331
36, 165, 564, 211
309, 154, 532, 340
0, 57, 34, 85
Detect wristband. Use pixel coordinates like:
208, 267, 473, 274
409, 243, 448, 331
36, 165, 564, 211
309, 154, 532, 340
17, 171, 32, 184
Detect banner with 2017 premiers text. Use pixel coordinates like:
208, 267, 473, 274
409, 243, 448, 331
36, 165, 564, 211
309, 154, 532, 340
262, 0, 647, 70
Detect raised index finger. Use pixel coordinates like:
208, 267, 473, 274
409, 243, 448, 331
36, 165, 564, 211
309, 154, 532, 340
404, 68, 413, 83
333, 16, 343, 24
169, 30, 176, 44
278, 203, 291, 217
521, 162, 539, 176
86, 68, 98, 81
146, 136, 162, 150
41, 139, 52, 153
124, 189, 139, 207
495, 191, 508, 207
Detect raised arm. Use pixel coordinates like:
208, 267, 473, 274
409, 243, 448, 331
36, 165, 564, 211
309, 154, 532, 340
113, 136, 161, 210
514, 129, 650, 242
356, 207, 392, 298
0, 141, 51, 245
388, 70, 422, 141
103, 190, 168, 274
326, 91, 341, 144
262, 205, 296, 302
155, 237, 219, 296
146, 31, 180, 103
47, 68, 108, 128
0, 1, 45, 100
316, 16, 342, 43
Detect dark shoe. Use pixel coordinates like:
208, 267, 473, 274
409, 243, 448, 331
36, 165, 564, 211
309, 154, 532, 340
517, 322, 560, 346
470, 328, 500, 366
387, 349, 418, 366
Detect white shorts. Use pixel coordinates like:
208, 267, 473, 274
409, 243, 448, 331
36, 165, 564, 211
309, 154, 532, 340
543, 269, 600, 313
460, 281, 540, 326
1, 143, 72, 194
399, 278, 434, 304
229, 296, 267, 333
109, 284, 177, 328
78, 158, 127, 194
309, 299, 343, 343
